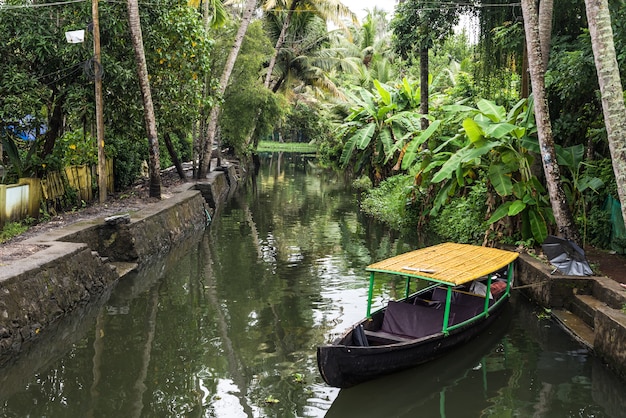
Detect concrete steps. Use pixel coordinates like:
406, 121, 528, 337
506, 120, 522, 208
569, 294, 608, 328
552, 308, 595, 349
553, 286, 626, 352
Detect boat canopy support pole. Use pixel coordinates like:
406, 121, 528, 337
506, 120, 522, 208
404, 277, 411, 300
366, 272, 375, 318
506, 262, 514, 294
483, 274, 492, 315
442, 287, 452, 335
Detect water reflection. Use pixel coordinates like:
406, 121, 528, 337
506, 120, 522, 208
325, 295, 614, 418
0, 153, 625, 417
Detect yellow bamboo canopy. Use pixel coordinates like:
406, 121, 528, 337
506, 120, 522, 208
366, 243, 519, 286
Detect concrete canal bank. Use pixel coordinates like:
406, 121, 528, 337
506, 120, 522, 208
0, 166, 240, 367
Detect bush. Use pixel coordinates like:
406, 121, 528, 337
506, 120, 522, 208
430, 181, 489, 244
281, 103, 334, 144
352, 175, 372, 191
360, 174, 416, 230
108, 135, 147, 191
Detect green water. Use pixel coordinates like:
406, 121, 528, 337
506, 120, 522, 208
0, 153, 624, 417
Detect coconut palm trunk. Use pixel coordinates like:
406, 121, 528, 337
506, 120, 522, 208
419, 45, 429, 130
264, 0, 300, 89
538, 0, 553, 72
584, 0, 626, 231
198, 0, 257, 178
127, 0, 161, 198
521, 0, 580, 243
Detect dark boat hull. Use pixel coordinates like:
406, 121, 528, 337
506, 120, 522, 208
317, 299, 507, 388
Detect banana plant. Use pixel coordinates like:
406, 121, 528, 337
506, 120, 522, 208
339, 78, 440, 184
1, 130, 40, 179
419, 97, 554, 243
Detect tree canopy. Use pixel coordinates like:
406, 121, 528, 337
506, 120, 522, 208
2, 0, 626, 249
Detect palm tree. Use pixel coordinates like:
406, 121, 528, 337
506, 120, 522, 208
521, 0, 579, 243
265, 11, 342, 97
198, 0, 258, 178
329, 8, 395, 88
538, 0, 554, 72
127, 0, 162, 198
391, 0, 469, 130
584, 0, 626, 231
262, 0, 357, 90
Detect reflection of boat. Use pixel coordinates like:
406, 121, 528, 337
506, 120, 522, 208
317, 243, 519, 388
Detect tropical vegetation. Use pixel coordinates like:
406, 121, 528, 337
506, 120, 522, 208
2, 0, 626, 252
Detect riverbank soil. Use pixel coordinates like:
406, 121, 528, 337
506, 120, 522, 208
585, 247, 626, 284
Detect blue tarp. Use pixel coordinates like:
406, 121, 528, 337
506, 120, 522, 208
2, 115, 46, 141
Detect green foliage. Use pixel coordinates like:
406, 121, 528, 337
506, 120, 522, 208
586, 205, 612, 249
462, 101, 544, 232
327, 8, 397, 89
547, 31, 600, 148
0, 0, 94, 176
351, 175, 373, 191
316, 126, 345, 169
578, 159, 618, 249
218, 21, 278, 154
402, 97, 553, 244
0, 0, 218, 189
337, 78, 440, 184
475, 18, 523, 102
553, 143, 604, 242
430, 180, 489, 244
360, 174, 416, 230
45, 131, 98, 171
0, 221, 28, 243
281, 103, 333, 144
391, 0, 470, 59
149, 5, 213, 132
108, 134, 148, 190
0, 131, 39, 181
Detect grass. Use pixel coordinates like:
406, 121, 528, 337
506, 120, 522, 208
0, 221, 29, 244
256, 141, 317, 153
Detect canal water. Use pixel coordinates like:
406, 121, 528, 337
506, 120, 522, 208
1, 153, 625, 417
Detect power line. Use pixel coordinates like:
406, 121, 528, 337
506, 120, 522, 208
35, 61, 85, 82
0, 0, 521, 12
0, 0, 85, 10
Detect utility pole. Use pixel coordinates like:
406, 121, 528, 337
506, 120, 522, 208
93, 0, 107, 203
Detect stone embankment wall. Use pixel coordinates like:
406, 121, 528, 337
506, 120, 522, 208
516, 252, 626, 381
0, 166, 240, 367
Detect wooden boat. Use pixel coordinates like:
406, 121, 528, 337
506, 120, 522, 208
317, 242, 519, 388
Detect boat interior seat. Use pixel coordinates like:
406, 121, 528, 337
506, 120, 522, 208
380, 300, 446, 339
352, 324, 370, 347
431, 287, 491, 325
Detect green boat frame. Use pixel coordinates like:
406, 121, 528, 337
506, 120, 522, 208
365, 243, 519, 335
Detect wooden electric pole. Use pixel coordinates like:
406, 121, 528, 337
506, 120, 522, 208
93, 0, 107, 203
